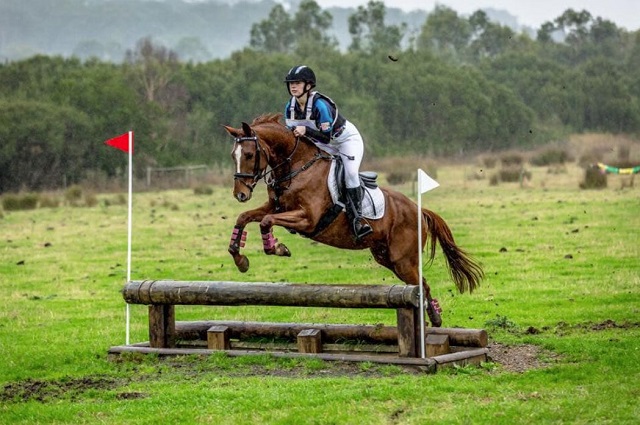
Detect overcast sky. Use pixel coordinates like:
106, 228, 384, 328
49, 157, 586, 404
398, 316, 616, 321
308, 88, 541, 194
314, 0, 640, 31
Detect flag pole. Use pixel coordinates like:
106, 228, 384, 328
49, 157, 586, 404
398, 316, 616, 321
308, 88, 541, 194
417, 169, 426, 359
125, 130, 133, 345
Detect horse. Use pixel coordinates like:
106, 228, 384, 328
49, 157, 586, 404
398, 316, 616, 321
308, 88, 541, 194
223, 113, 483, 327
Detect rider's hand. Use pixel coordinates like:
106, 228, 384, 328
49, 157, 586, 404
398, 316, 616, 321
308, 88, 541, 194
293, 126, 307, 137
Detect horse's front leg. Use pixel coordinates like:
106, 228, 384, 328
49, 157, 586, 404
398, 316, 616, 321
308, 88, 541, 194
259, 209, 313, 257
228, 204, 272, 272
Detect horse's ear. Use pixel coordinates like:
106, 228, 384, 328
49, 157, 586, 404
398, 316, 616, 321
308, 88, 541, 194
222, 125, 241, 138
241, 122, 253, 137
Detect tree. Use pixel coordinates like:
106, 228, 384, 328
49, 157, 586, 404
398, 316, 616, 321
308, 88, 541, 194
348, 1, 406, 54
416, 5, 471, 61
250, 0, 337, 55
124, 37, 179, 103
578, 58, 640, 133
292, 0, 338, 57
249, 4, 294, 53
0, 100, 91, 192
537, 9, 626, 65
467, 10, 517, 60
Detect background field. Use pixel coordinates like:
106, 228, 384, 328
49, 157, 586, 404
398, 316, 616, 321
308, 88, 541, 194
0, 158, 639, 424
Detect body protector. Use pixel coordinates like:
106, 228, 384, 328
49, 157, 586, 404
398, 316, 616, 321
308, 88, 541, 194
285, 91, 346, 144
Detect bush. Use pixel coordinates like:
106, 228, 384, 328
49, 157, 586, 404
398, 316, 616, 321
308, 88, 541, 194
580, 166, 607, 189
39, 194, 60, 208
387, 170, 412, 185
2, 193, 39, 211
65, 185, 83, 206
530, 147, 573, 166
193, 185, 213, 195
84, 192, 98, 207
499, 166, 525, 183
107, 193, 127, 206
500, 152, 524, 167
478, 155, 498, 169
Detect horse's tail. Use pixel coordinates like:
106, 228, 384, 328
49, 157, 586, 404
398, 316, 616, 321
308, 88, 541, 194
422, 209, 484, 294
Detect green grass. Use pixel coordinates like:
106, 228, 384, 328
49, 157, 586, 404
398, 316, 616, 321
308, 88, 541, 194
1, 164, 639, 424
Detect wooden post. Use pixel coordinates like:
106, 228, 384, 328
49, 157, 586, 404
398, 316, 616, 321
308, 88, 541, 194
426, 334, 450, 357
149, 305, 175, 348
396, 307, 420, 357
207, 325, 230, 350
297, 329, 322, 353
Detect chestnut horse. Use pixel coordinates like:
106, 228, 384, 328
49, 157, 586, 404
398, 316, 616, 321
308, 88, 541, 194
223, 114, 483, 326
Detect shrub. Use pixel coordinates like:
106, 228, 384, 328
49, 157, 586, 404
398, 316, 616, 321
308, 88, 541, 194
580, 166, 607, 189
499, 166, 524, 183
39, 194, 60, 208
478, 155, 498, 169
65, 185, 83, 205
530, 147, 573, 166
387, 170, 412, 185
2, 193, 38, 211
547, 164, 568, 175
84, 192, 98, 207
500, 152, 524, 167
113, 193, 127, 205
193, 185, 214, 195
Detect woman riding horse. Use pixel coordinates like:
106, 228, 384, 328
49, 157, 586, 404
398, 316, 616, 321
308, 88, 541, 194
283, 65, 372, 240
225, 113, 485, 327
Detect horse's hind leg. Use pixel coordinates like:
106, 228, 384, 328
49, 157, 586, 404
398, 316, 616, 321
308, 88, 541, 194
372, 249, 442, 327
260, 228, 291, 257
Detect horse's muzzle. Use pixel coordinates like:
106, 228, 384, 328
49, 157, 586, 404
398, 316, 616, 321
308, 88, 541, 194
235, 191, 250, 202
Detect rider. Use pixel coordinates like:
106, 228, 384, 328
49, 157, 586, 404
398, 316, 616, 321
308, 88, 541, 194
283, 65, 372, 240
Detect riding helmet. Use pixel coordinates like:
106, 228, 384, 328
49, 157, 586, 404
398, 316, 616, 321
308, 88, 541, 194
284, 65, 316, 87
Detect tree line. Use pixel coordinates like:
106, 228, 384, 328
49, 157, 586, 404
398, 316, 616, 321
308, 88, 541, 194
1, 1, 639, 193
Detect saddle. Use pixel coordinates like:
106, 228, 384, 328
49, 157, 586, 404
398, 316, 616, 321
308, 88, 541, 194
332, 157, 379, 207
298, 156, 385, 238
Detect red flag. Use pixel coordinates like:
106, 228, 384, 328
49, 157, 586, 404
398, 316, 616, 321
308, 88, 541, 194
105, 132, 133, 154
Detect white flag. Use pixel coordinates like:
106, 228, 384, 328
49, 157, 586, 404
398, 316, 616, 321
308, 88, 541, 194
418, 168, 439, 193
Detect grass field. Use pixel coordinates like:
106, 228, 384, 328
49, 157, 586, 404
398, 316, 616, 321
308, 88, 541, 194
0, 161, 639, 424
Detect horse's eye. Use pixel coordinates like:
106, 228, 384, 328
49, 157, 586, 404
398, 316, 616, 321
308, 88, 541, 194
244, 153, 254, 160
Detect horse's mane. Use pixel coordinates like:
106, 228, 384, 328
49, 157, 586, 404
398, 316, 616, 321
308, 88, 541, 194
250, 113, 284, 126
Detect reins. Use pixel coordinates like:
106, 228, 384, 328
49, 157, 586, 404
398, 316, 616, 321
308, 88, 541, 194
234, 132, 332, 193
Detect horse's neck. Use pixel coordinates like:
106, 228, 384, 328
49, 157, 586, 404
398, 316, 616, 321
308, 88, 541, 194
268, 136, 317, 167
265, 136, 326, 184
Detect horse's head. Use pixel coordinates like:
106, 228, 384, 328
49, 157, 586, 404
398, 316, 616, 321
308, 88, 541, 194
223, 122, 268, 202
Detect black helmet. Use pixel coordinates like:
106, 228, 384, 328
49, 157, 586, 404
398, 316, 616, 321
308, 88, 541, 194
284, 65, 316, 87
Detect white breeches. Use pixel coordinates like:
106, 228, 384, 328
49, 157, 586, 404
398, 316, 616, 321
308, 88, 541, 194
332, 121, 364, 189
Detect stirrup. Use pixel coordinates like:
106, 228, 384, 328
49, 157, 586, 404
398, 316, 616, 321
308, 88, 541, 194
353, 219, 373, 239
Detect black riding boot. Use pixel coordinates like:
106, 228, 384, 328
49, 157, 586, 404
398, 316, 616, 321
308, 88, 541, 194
346, 187, 373, 240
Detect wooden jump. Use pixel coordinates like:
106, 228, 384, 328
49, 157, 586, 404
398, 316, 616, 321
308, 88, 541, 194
122, 280, 421, 309
110, 280, 488, 370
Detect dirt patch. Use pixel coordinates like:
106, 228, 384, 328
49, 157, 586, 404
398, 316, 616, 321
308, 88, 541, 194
0, 376, 129, 403
487, 343, 560, 373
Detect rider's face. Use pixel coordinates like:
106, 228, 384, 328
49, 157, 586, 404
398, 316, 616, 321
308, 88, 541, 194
288, 81, 306, 96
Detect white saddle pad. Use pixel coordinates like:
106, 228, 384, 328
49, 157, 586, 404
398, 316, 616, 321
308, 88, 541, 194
327, 161, 385, 220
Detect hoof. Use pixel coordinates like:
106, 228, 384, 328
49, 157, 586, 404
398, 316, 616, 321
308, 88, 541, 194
427, 299, 442, 327
236, 255, 249, 273
276, 243, 291, 257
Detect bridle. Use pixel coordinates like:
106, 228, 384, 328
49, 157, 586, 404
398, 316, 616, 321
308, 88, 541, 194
233, 135, 264, 193
233, 131, 331, 194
